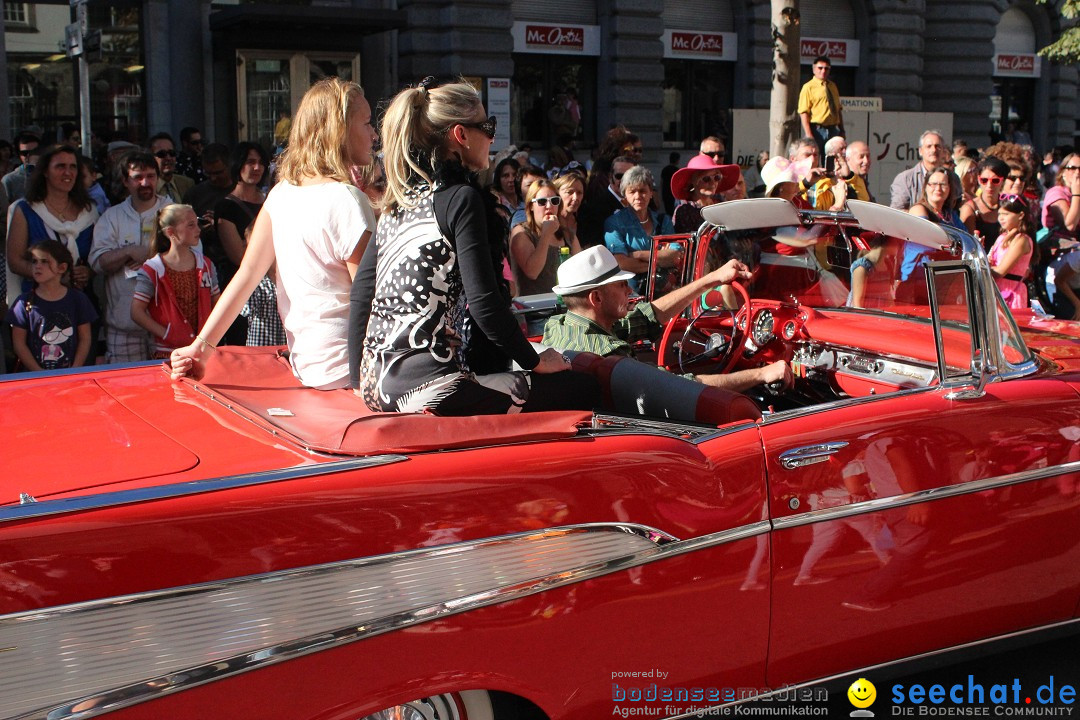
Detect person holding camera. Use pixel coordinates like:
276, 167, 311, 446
789, 137, 850, 212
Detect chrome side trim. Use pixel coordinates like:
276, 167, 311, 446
1, 520, 767, 720
773, 459, 1080, 530
0, 456, 407, 523
664, 616, 1080, 719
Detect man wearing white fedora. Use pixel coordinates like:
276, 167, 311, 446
542, 246, 790, 392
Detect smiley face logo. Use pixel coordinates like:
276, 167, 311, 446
848, 678, 877, 709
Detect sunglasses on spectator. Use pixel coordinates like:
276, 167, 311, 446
624, 145, 643, 154
17, 148, 36, 157
697, 173, 723, 184
1007, 174, 1024, 181
189, 139, 204, 146
459, 116, 497, 139
978, 175, 1003, 186
704, 151, 726, 161
1063, 165, 1080, 172
154, 149, 177, 158
532, 196, 562, 207
1000, 193, 1027, 206
613, 172, 626, 182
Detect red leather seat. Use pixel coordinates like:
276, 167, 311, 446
569, 352, 761, 427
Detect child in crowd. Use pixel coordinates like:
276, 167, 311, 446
989, 194, 1035, 310
131, 204, 219, 359
6, 240, 97, 371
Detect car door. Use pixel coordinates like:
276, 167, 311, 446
760, 265, 1080, 687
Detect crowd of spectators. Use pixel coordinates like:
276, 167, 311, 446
3, 70, 1080, 376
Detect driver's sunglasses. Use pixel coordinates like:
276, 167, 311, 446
459, 116, 497, 139
978, 175, 1002, 186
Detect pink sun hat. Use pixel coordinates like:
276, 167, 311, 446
670, 154, 742, 201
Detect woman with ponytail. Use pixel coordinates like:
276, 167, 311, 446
131, 204, 219, 359
170, 77, 378, 387
349, 77, 598, 415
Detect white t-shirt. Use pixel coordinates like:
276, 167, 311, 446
264, 181, 375, 388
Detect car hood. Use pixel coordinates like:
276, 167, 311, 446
1014, 312, 1080, 371
2, 375, 199, 501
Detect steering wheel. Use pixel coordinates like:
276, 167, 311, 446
675, 281, 752, 375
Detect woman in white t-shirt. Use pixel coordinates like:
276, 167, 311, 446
170, 77, 378, 388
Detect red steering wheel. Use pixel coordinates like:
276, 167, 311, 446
675, 281, 753, 375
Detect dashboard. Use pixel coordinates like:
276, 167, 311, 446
731, 303, 940, 401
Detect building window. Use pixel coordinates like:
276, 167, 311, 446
4, 4, 32, 28
7, 69, 37, 133
662, 60, 733, 148
511, 54, 595, 156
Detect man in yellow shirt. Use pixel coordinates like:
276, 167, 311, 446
798, 56, 844, 159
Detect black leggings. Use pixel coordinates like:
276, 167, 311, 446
434, 370, 601, 417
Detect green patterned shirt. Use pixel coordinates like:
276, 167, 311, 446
541, 303, 662, 358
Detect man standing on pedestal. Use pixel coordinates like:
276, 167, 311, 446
798, 56, 844, 160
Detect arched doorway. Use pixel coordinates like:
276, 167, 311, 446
991, 6, 1042, 145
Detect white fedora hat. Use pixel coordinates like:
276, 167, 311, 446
552, 245, 636, 295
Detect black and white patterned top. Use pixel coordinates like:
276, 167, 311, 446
349, 165, 538, 413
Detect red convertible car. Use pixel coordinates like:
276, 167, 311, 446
1, 199, 1079, 720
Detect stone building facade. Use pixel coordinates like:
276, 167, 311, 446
2, 0, 1076, 162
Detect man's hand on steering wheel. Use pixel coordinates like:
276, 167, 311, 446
702, 258, 752, 288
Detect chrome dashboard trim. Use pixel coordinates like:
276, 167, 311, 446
772, 459, 1080, 530
1, 520, 768, 720
0, 456, 407, 523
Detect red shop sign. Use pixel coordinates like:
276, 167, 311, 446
801, 38, 848, 63
996, 54, 1036, 74
670, 32, 724, 56
525, 25, 585, 51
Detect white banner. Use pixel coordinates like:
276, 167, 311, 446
486, 78, 511, 150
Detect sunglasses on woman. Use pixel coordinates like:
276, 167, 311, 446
459, 116, 497, 139
978, 175, 1003, 186
697, 174, 723, 184
532, 196, 562, 207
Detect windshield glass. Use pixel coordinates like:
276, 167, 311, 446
696, 222, 1031, 368
701, 225, 958, 312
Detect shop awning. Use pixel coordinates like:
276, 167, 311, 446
209, 4, 406, 48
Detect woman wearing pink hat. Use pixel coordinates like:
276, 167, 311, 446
670, 155, 742, 234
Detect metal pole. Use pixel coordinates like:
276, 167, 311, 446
77, 1, 92, 152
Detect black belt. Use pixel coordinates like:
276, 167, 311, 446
1004, 273, 1025, 282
